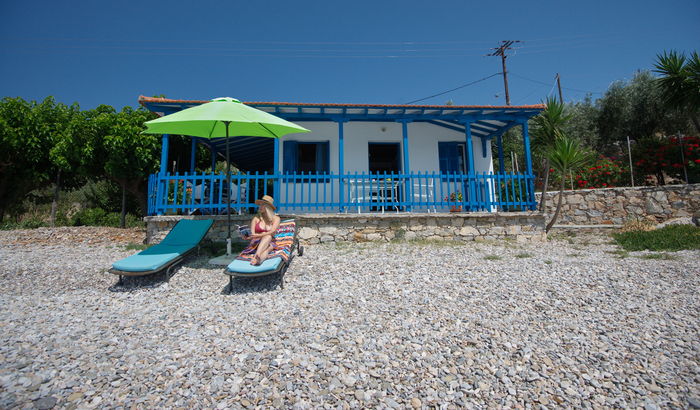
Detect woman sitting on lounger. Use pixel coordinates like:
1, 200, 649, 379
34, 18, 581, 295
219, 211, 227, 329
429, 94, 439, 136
245, 195, 281, 266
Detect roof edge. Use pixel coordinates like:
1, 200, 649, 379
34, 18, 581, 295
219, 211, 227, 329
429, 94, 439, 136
138, 95, 545, 110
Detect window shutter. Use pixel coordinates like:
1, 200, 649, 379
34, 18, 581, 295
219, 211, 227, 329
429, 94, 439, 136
438, 142, 459, 173
283, 141, 298, 174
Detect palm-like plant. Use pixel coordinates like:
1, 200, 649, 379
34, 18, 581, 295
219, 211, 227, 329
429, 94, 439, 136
654, 50, 700, 132
530, 97, 571, 212
545, 135, 594, 232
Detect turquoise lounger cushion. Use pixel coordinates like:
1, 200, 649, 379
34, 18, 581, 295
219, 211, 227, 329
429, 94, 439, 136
112, 244, 192, 272
227, 257, 282, 274
159, 219, 213, 246
112, 219, 213, 273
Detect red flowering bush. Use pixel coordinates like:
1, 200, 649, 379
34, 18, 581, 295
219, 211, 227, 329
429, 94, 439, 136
633, 135, 700, 185
558, 155, 628, 189
580, 156, 627, 188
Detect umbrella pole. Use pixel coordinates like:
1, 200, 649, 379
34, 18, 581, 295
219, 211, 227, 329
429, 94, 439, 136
225, 121, 232, 256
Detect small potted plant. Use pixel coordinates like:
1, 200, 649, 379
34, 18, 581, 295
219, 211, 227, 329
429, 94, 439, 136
445, 191, 463, 212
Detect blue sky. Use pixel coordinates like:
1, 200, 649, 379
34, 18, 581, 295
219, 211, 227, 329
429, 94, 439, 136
1, 0, 698, 110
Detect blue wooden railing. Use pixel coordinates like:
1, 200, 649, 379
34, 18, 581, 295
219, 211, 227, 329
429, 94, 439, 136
147, 171, 536, 215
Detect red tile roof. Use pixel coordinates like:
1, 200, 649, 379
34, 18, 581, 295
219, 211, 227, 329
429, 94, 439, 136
138, 95, 545, 110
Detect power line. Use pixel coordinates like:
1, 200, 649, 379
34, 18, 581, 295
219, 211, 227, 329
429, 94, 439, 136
404, 73, 502, 104
510, 72, 602, 95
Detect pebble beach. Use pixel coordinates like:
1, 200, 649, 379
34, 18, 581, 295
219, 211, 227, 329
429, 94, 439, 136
0, 227, 698, 409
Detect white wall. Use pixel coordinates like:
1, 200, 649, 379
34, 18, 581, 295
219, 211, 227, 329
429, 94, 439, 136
278, 121, 493, 174
276, 120, 498, 213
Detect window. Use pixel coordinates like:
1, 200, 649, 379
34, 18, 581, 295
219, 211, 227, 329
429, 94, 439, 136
438, 142, 468, 174
283, 141, 330, 181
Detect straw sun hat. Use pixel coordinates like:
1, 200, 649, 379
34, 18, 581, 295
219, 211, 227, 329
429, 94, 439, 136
254, 195, 276, 210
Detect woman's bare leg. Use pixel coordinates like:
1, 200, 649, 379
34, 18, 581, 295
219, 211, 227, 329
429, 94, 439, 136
257, 243, 274, 263
254, 235, 272, 264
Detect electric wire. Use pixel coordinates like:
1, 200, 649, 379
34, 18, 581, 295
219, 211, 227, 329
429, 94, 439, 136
404, 73, 502, 104
510, 73, 602, 95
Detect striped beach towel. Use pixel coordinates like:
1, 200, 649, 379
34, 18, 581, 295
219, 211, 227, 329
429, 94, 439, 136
236, 220, 296, 263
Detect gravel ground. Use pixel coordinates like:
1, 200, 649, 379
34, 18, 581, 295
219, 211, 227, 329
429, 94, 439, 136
0, 227, 698, 409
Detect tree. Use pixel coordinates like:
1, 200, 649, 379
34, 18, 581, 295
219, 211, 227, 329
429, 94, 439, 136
101, 106, 159, 227
562, 94, 600, 149
45, 102, 85, 226
597, 70, 692, 154
530, 97, 571, 211
654, 50, 700, 133
545, 136, 594, 232
0, 97, 52, 222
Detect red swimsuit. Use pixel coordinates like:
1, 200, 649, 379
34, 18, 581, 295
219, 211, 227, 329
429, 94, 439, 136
254, 221, 264, 234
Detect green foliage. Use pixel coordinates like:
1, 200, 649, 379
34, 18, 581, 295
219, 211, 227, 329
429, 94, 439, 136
71, 208, 143, 228
613, 224, 700, 251
545, 136, 594, 231
546, 136, 595, 177
639, 252, 677, 260
596, 70, 692, 153
496, 179, 527, 211
654, 50, 700, 132
561, 94, 600, 149
71, 207, 108, 226
0, 217, 45, 230
123, 243, 151, 251
531, 97, 570, 156
103, 107, 159, 181
484, 254, 502, 260
0, 97, 55, 220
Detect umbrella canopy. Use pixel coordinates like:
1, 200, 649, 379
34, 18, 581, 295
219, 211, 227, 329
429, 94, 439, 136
143, 97, 310, 138
142, 97, 310, 258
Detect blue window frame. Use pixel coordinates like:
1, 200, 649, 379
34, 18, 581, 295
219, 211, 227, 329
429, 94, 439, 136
283, 140, 330, 181
438, 142, 468, 174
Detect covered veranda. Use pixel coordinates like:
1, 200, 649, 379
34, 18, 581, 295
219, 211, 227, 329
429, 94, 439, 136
139, 96, 544, 215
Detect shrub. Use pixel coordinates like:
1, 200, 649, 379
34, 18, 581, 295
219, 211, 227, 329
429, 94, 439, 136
613, 224, 700, 251
574, 155, 628, 189
71, 208, 107, 226
633, 135, 700, 185
71, 208, 143, 228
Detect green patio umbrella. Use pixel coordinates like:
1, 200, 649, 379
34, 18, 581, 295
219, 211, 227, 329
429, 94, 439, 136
143, 97, 310, 256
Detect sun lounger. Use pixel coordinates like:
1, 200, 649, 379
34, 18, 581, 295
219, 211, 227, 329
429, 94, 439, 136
109, 219, 214, 284
224, 219, 303, 291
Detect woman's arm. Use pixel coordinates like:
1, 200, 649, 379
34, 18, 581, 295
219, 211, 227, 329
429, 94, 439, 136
250, 216, 280, 238
246, 217, 258, 239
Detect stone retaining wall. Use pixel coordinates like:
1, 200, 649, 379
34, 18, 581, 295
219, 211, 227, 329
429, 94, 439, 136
536, 183, 700, 225
145, 213, 546, 245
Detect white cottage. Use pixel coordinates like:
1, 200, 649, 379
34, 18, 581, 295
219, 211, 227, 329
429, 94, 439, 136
139, 97, 544, 215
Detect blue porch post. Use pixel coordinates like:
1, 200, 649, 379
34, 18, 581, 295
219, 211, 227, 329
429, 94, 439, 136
521, 119, 536, 209
497, 133, 505, 174
401, 120, 412, 212
337, 120, 346, 213
160, 134, 169, 175
156, 134, 170, 215
190, 137, 197, 172
273, 137, 280, 209
464, 120, 475, 211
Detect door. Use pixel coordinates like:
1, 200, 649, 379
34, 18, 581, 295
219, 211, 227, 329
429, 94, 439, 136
368, 142, 401, 173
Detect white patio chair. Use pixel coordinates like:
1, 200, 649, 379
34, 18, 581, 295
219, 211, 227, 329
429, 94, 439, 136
412, 179, 436, 213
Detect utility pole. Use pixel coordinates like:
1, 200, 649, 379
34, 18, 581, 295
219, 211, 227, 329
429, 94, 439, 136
556, 73, 563, 102
488, 40, 521, 105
